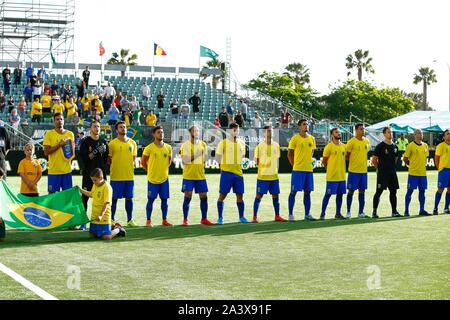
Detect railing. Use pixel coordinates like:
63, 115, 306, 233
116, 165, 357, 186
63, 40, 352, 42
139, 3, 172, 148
0, 120, 43, 150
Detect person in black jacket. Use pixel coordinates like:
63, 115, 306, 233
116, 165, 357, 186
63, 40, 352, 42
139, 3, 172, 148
0, 122, 11, 178
82, 66, 90, 86
218, 107, 229, 128
78, 121, 109, 215
189, 91, 201, 113
13, 64, 22, 86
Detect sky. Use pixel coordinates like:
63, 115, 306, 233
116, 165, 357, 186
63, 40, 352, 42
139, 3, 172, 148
74, 0, 450, 112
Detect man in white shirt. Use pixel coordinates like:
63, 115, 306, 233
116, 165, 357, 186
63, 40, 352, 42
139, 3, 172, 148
95, 81, 104, 97
252, 111, 263, 128
140, 81, 151, 101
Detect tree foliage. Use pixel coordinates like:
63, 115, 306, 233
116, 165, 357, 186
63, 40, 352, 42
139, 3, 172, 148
413, 67, 437, 109
107, 49, 138, 77
345, 49, 375, 81
201, 59, 225, 89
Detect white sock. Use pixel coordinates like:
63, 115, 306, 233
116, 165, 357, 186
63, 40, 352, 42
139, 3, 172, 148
112, 228, 120, 236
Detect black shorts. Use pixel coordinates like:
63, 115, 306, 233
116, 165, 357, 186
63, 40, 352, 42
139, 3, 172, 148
376, 173, 399, 190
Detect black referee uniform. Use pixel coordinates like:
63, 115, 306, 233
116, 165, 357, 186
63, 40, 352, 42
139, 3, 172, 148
78, 136, 109, 211
372, 141, 400, 217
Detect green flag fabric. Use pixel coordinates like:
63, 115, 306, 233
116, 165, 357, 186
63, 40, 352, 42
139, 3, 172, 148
50, 40, 57, 65
200, 45, 219, 60
0, 181, 88, 231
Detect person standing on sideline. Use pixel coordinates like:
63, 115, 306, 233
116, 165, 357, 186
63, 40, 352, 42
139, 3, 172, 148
280, 107, 292, 129
189, 91, 201, 113
403, 129, 430, 216
239, 99, 248, 124
433, 129, 450, 215
253, 125, 286, 223
82, 66, 90, 86
43, 113, 75, 194
215, 123, 249, 224
396, 133, 409, 164
180, 125, 212, 226
287, 119, 317, 221
320, 128, 347, 220
157, 89, 165, 109
345, 123, 371, 218
108, 121, 138, 227
371, 127, 401, 218
141, 126, 173, 227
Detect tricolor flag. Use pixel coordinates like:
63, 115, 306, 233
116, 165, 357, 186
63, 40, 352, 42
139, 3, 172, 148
0, 180, 89, 231
154, 43, 167, 56
99, 41, 105, 56
200, 45, 219, 61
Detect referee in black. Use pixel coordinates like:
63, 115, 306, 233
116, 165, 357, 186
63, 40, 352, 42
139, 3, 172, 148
78, 121, 109, 226
371, 126, 402, 218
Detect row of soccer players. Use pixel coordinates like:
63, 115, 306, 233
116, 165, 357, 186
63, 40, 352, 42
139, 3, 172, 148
42, 114, 450, 233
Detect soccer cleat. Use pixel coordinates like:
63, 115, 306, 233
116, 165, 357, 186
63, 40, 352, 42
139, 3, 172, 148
239, 217, 249, 223
288, 215, 295, 222
346, 212, 352, 219
117, 227, 127, 237
79, 224, 86, 231
335, 213, 347, 220
274, 215, 286, 222
182, 219, 189, 226
358, 213, 367, 219
162, 219, 173, 227
127, 219, 138, 228
404, 212, 410, 217
305, 215, 317, 221
319, 215, 325, 220
433, 209, 439, 216
217, 217, 224, 225
252, 216, 259, 223
392, 212, 402, 218
145, 220, 153, 228
419, 211, 431, 216
444, 209, 450, 215
372, 213, 379, 219
201, 219, 213, 225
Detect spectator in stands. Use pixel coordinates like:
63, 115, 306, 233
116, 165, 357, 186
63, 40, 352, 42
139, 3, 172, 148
170, 99, 179, 119
80, 94, 90, 119
2, 64, 11, 82
252, 111, 263, 129
82, 66, 90, 86
95, 81, 104, 97
31, 97, 42, 124
71, 112, 80, 126
180, 99, 190, 120
51, 80, 59, 95
92, 95, 104, 118
52, 99, 65, 115
23, 83, 33, 103
219, 106, 229, 129
3, 74, 11, 95
43, 83, 51, 96
103, 82, 116, 111
108, 102, 120, 126
65, 84, 74, 100
87, 89, 95, 102
7, 96, 14, 114
91, 108, 101, 122
9, 108, 20, 127
189, 91, 201, 113
129, 96, 139, 113
234, 110, 245, 128
280, 107, 292, 128
26, 63, 34, 80
37, 65, 46, 84
13, 64, 22, 86
114, 92, 123, 110
29, 70, 38, 87
140, 81, 151, 101
265, 117, 272, 127
124, 109, 132, 126
60, 84, 67, 101
77, 80, 86, 99
51, 90, 61, 106
32, 81, 42, 100
214, 117, 220, 128
239, 99, 248, 123
132, 107, 142, 125
0, 91, 6, 114
157, 89, 165, 109
66, 97, 77, 121
75, 131, 84, 151
145, 110, 157, 126
41, 92, 52, 114
226, 99, 234, 122
17, 96, 27, 118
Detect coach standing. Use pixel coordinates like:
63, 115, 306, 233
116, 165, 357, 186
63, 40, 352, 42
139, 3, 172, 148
0, 120, 11, 178
371, 126, 401, 218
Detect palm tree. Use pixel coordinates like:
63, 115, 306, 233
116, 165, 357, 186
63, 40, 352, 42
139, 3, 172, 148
200, 59, 225, 89
284, 63, 310, 85
413, 67, 437, 110
345, 49, 375, 81
107, 49, 138, 77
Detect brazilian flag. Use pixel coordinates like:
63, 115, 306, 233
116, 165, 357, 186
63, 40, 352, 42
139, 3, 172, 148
0, 181, 89, 231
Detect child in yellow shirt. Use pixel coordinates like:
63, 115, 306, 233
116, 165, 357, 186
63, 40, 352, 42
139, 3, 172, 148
17, 143, 42, 197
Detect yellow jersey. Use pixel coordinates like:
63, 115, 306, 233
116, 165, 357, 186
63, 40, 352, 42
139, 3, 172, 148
89, 182, 112, 225
41, 95, 52, 108
108, 138, 137, 181
66, 102, 77, 116
87, 93, 95, 103
146, 114, 157, 126
288, 134, 316, 172
216, 138, 246, 176
255, 141, 280, 181
43, 129, 75, 175
142, 143, 173, 184
52, 103, 65, 114
404, 142, 429, 176
435, 142, 450, 172
81, 98, 90, 111
346, 137, 371, 173
17, 158, 42, 194
31, 102, 43, 116
181, 140, 207, 180
323, 142, 347, 182
93, 100, 104, 113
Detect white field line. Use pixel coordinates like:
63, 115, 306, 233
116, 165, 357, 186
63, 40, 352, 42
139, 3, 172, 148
0, 262, 58, 300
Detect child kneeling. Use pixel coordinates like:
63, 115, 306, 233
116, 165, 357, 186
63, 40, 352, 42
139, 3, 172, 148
80, 168, 126, 240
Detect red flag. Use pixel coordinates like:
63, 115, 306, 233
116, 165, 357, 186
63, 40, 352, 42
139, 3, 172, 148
99, 42, 105, 56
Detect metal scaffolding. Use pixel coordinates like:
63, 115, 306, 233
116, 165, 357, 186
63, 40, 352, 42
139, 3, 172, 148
0, 0, 75, 64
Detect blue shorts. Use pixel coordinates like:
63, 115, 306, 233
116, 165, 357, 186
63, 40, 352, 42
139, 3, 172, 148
438, 168, 450, 188
291, 171, 314, 192
326, 181, 347, 195
347, 172, 368, 191
89, 223, 111, 236
148, 180, 170, 199
256, 179, 280, 195
408, 175, 428, 190
111, 181, 134, 199
48, 173, 73, 193
182, 179, 208, 193
219, 171, 244, 194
